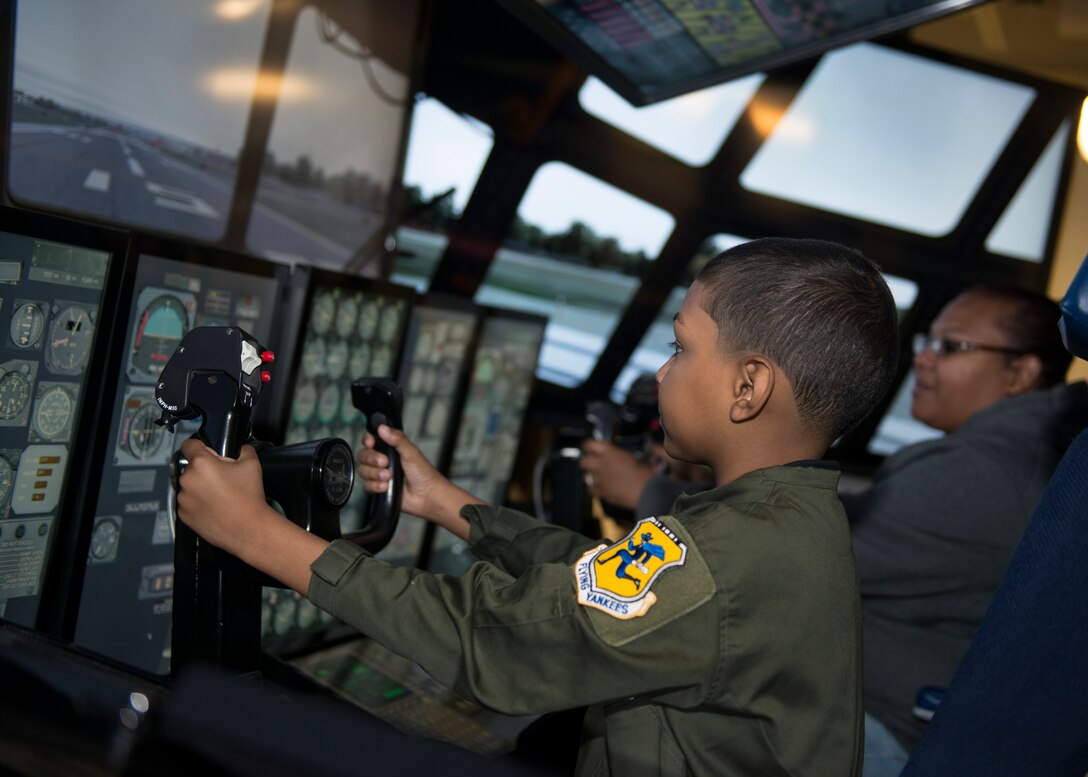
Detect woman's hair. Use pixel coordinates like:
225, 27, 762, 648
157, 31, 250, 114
965, 285, 1071, 388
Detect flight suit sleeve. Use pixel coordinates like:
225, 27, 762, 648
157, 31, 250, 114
464, 504, 602, 575
308, 522, 717, 717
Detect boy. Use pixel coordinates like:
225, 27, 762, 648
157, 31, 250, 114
177, 237, 900, 776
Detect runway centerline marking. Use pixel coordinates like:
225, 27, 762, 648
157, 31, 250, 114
83, 169, 110, 192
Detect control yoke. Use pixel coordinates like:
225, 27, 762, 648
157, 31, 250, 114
349, 378, 404, 551
155, 326, 357, 567
155, 326, 273, 459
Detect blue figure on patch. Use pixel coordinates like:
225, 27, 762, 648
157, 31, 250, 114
598, 531, 665, 591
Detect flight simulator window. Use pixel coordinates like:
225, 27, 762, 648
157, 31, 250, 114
392, 98, 495, 292
867, 368, 944, 457
985, 122, 1071, 263
578, 73, 765, 167
245, 3, 422, 270
476, 162, 675, 387
739, 43, 1037, 237
8, 0, 269, 240
611, 232, 746, 403
612, 233, 920, 404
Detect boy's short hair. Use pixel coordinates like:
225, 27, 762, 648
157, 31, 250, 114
695, 237, 899, 441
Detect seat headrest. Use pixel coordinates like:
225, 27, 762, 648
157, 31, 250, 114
1059, 253, 1088, 361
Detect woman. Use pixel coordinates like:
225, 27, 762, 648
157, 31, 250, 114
845, 285, 1088, 777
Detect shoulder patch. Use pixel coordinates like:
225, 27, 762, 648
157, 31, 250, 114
574, 516, 689, 620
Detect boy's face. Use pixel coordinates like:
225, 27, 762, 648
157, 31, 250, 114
655, 282, 730, 466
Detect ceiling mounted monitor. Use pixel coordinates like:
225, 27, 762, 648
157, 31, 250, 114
497, 0, 986, 105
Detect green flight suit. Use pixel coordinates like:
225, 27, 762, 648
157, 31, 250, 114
309, 464, 862, 776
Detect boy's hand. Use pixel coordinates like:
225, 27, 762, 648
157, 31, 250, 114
176, 438, 328, 595
580, 439, 655, 511
176, 439, 270, 559
358, 424, 485, 541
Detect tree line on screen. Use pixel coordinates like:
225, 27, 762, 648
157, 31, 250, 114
399, 184, 661, 277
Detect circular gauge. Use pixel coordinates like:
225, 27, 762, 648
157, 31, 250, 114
301, 337, 327, 379
33, 385, 74, 440
449, 320, 470, 343
357, 301, 380, 340
415, 325, 436, 363
89, 517, 121, 561
408, 365, 427, 394
48, 304, 95, 373
124, 402, 165, 460
0, 456, 14, 507
349, 343, 371, 379
435, 363, 458, 394
284, 425, 309, 446
326, 339, 349, 380
339, 391, 360, 425
421, 365, 438, 394
320, 442, 353, 509
131, 295, 188, 377
316, 383, 341, 424
370, 345, 393, 377
296, 599, 319, 631
425, 398, 452, 438
309, 292, 336, 335
335, 295, 359, 339
378, 304, 403, 344
272, 594, 298, 636
0, 368, 31, 420
10, 303, 45, 348
292, 382, 318, 425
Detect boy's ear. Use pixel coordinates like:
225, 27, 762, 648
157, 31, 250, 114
728, 355, 774, 423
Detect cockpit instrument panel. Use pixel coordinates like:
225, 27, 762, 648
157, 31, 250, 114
374, 297, 479, 568
0, 208, 121, 630
73, 236, 288, 676
279, 270, 413, 536
428, 309, 546, 575
264, 269, 413, 651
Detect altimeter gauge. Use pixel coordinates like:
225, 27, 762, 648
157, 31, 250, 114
47, 304, 95, 374
0, 366, 32, 420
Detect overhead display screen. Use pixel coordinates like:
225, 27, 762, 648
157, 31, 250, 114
375, 298, 479, 568
73, 241, 287, 676
428, 309, 545, 575
0, 215, 118, 629
499, 0, 985, 105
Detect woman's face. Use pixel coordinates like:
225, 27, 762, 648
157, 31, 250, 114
911, 292, 1027, 433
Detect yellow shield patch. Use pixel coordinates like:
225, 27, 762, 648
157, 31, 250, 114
574, 516, 688, 619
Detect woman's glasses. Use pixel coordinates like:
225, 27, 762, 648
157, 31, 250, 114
912, 333, 1026, 358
